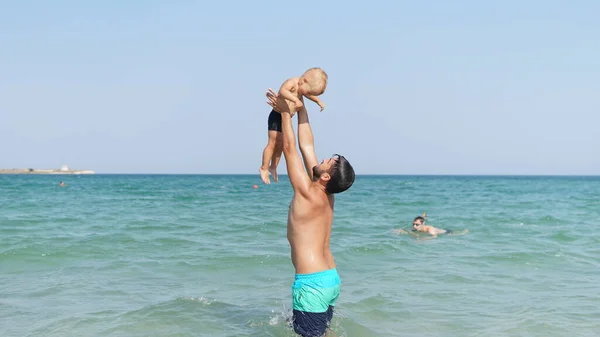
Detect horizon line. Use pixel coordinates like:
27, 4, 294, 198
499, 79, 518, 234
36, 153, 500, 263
34, 173, 600, 177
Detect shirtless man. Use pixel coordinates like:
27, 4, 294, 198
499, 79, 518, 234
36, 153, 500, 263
412, 215, 452, 237
266, 89, 355, 337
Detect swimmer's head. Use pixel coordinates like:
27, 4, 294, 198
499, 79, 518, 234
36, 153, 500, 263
312, 154, 355, 194
412, 216, 425, 230
298, 67, 328, 96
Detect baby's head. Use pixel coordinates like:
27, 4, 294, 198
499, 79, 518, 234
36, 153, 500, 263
298, 67, 328, 96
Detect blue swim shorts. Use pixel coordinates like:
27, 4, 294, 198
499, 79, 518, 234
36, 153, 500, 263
291, 268, 341, 337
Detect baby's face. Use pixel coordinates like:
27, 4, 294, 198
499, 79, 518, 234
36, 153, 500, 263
298, 78, 311, 95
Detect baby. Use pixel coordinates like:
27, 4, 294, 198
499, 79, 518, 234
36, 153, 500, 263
259, 67, 328, 184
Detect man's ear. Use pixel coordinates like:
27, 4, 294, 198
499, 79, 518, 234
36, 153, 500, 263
320, 172, 331, 182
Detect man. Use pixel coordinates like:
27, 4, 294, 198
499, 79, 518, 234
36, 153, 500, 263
266, 88, 355, 337
412, 215, 452, 237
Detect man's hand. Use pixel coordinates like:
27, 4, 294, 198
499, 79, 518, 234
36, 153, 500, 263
293, 99, 304, 111
266, 88, 279, 111
266, 88, 294, 114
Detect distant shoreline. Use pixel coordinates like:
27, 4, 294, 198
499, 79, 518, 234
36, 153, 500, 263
0, 168, 95, 175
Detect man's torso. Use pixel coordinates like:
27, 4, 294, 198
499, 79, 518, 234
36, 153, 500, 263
420, 225, 447, 235
287, 189, 335, 274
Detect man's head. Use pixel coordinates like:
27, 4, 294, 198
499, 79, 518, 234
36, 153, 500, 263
298, 67, 328, 96
312, 154, 355, 194
412, 216, 425, 230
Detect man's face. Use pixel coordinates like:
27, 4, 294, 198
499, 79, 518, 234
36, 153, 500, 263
312, 156, 339, 181
412, 219, 424, 230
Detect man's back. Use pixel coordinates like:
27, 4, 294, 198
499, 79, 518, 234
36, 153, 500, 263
418, 224, 449, 236
287, 188, 335, 274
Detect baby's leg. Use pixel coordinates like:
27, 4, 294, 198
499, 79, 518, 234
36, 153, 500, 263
260, 110, 282, 184
260, 130, 280, 184
268, 133, 283, 182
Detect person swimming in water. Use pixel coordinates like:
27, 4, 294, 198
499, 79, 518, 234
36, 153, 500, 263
412, 214, 452, 237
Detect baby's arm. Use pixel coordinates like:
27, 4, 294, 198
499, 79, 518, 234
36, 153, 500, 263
279, 79, 303, 111
305, 94, 325, 111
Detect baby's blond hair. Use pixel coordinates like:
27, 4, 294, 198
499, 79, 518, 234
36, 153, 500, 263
303, 67, 328, 96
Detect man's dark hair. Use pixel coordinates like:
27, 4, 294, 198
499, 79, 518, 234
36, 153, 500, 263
325, 154, 355, 194
413, 216, 425, 222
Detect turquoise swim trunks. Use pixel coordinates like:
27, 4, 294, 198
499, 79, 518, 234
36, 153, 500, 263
292, 268, 341, 337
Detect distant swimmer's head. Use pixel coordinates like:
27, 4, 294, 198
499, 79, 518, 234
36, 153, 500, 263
412, 216, 425, 230
298, 67, 328, 96
312, 154, 355, 194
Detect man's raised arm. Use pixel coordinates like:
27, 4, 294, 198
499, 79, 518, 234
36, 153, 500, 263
296, 103, 318, 180
277, 97, 311, 196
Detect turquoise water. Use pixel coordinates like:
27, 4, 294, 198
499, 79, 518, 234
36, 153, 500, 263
1, 175, 599, 337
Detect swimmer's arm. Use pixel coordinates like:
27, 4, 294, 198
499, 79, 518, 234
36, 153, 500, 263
297, 102, 318, 180
305, 94, 325, 111
281, 106, 311, 196
279, 79, 303, 110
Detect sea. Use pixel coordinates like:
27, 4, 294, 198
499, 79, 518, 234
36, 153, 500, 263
1, 174, 598, 337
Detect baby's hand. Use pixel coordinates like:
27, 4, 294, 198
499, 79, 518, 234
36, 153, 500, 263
318, 102, 325, 112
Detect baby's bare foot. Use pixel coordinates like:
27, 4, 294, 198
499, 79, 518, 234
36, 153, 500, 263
259, 168, 271, 184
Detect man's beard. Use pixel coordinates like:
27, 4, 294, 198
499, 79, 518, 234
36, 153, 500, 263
312, 165, 322, 181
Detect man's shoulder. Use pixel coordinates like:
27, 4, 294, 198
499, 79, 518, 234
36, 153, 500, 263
308, 188, 334, 208
290, 194, 332, 218
294, 188, 329, 203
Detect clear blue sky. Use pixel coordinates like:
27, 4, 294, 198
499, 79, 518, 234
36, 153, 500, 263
1, 1, 598, 175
